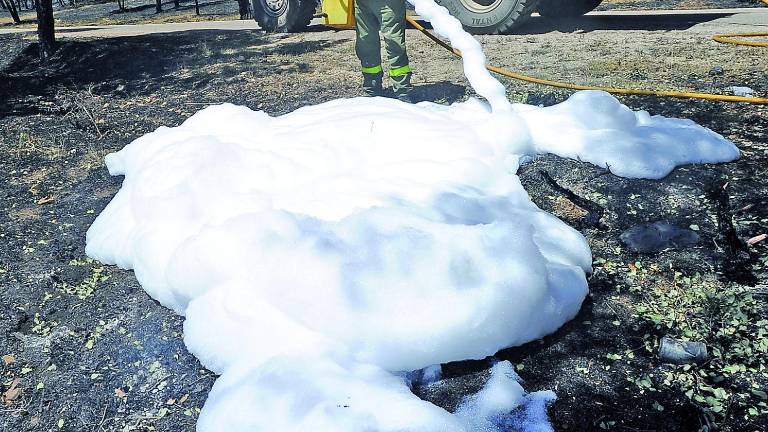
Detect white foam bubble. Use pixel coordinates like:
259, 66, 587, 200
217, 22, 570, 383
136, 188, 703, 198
455, 361, 556, 432
515, 91, 739, 179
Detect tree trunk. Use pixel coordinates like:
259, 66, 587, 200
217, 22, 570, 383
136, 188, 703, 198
1, 0, 22, 24
155, 0, 161, 13
194, 0, 198, 15
237, 0, 249, 19
173, 0, 178, 8
35, 0, 55, 62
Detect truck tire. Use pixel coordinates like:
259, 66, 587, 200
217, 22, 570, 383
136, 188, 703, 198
251, 0, 318, 32
536, 0, 603, 19
435, 0, 540, 35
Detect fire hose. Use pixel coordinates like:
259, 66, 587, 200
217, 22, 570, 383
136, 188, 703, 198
712, 0, 768, 47
405, 1, 768, 104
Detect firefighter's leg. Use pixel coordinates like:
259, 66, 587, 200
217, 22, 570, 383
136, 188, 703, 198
355, 0, 384, 96
380, 0, 412, 100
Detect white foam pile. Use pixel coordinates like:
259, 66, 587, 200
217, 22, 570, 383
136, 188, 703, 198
85, 0, 740, 430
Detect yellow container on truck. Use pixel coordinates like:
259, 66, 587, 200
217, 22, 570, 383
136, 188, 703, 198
322, 0, 356, 29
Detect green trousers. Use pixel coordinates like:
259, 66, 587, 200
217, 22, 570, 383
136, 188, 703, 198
354, 0, 412, 96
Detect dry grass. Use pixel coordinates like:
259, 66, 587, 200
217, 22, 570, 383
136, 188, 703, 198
74, 12, 239, 27
9, 206, 42, 221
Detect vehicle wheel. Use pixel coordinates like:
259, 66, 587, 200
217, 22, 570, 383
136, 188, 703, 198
434, 0, 541, 35
251, 0, 318, 32
537, 0, 603, 19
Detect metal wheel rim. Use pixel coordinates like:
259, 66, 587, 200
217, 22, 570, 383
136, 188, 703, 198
260, 0, 288, 17
458, 0, 504, 14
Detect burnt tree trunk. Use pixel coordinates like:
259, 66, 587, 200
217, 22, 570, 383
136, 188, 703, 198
194, 0, 199, 15
1, 0, 22, 24
237, 0, 249, 19
155, 0, 161, 13
35, 0, 55, 61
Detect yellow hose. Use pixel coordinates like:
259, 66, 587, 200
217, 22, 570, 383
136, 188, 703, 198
405, 5, 768, 104
712, 32, 768, 47
712, 0, 768, 47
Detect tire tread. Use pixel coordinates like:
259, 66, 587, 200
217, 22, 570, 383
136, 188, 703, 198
252, 0, 318, 32
290, 0, 319, 32
493, 0, 541, 34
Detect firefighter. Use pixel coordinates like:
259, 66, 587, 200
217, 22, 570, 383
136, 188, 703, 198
354, 0, 413, 102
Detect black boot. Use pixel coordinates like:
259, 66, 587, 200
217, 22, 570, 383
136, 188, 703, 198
391, 72, 413, 103
363, 72, 384, 97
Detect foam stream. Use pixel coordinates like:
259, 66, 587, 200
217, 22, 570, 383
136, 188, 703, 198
409, 0, 512, 111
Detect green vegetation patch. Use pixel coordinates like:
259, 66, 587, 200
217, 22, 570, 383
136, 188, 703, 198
630, 268, 768, 422
56, 258, 110, 300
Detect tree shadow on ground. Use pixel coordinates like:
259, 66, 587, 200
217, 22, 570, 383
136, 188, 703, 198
515, 12, 736, 34
412, 81, 466, 104
407, 12, 735, 35
303, 23, 341, 33
0, 29, 344, 116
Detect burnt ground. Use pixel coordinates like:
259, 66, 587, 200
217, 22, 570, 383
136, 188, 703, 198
0, 0, 765, 28
1, 9, 767, 432
0, 0, 240, 28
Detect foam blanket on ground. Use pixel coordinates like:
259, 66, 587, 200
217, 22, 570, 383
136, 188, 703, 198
85, 0, 738, 429
85, 90, 738, 431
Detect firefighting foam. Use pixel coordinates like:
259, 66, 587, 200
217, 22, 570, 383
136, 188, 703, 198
85, 0, 739, 430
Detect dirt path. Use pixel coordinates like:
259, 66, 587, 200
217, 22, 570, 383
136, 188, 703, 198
1, 7, 766, 38
1, 5, 767, 432
0, 15, 258, 36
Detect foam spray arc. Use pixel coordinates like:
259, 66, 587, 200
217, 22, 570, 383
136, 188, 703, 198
85, 0, 740, 430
